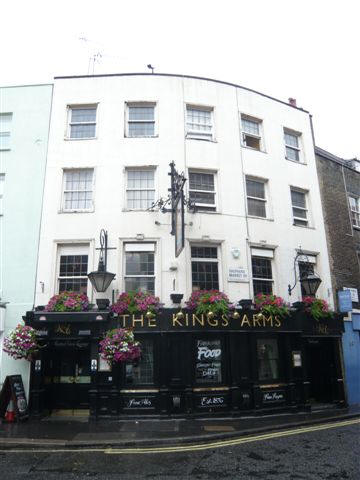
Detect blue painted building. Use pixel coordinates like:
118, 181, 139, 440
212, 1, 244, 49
0, 84, 53, 396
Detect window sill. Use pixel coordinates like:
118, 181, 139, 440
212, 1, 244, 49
292, 223, 315, 230
286, 158, 307, 165
64, 137, 97, 141
186, 135, 217, 143
247, 215, 274, 221
191, 209, 220, 214
242, 146, 267, 154
122, 208, 154, 212
58, 209, 95, 214
125, 135, 159, 139
0, 148, 11, 151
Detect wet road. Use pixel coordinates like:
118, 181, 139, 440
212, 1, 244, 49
0, 421, 359, 479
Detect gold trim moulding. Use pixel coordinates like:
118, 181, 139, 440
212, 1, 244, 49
193, 386, 230, 392
120, 389, 159, 393
259, 383, 287, 389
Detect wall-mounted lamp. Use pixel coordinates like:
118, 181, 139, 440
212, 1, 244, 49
88, 230, 116, 293
288, 249, 322, 296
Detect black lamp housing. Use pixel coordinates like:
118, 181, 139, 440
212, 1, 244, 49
88, 230, 116, 293
288, 249, 322, 297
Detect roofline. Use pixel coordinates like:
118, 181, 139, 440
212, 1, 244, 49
0, 83, 53, 89
53, 72, 310, 114
315, 146, 359, 172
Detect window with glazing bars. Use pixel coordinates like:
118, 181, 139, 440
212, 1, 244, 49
125, 245, 155, 294
126, 339, 154, 385
63, 169, 93, 211
127, 104, 155, 137
291, 189, 308, 226
189, 172, 216, 211
58, 254, 88, 293
349, 196, 360, 228
242, 116, 262, 150
126, 169, 155, 209
252, 256, 273, 296
0, 113, 12, 150
284, 130, 300, 161
191, 246, 219, 290
68, 106, 97, 139
246, 178, 266, 217
186, 106, 213, 140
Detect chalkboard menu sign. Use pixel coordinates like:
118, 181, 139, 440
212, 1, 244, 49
0, 375, 29, 421
195, 339, 222, 384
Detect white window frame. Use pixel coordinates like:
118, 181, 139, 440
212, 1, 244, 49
188, 170, 217, 212
349, 196, 360, 229
0, 174, 4, 216
190, 244, 220, 291
241, 114, 263, 151
186, 105, 214, 141
290, 187, 309, 227
246, 177, 267, 218
125, 102, 157, 138
123, 242, 156, 294
284, 128, 302, 162
56, 244, 90, 295
0, 113, 12, 151
61, 168, 94, 212
125, 167, 156, 210
66, 105, 97, 140
251, 248, 274, 297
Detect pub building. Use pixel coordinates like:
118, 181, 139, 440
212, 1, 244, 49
24, 304, 346, 418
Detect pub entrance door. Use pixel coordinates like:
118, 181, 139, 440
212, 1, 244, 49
46, 346, 91, 410
305, 338, 337, 404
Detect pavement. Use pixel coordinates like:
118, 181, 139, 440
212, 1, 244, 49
0, 404, 359, 450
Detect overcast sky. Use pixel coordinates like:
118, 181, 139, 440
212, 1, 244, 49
1, 0, 359, 158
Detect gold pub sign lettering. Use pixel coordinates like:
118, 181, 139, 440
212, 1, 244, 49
55, 324, 71, 335
117, 313, 282, 329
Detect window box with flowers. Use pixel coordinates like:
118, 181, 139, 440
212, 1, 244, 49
44, 291, 90, 312
3, 324, 40, 361
185, 290, 235, 318
303, 297, 334, 321
110, 291, 161, 319
254, 294, 290, 318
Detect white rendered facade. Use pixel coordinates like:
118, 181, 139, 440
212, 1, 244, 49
34, 74, 333, 309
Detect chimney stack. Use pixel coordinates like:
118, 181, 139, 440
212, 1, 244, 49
288, 98, 297, 107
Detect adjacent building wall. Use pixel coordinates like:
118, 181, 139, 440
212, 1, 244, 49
315, 147, 360, 404
0, 84, 53, 394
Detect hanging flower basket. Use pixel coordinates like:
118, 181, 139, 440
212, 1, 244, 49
254, 294, 290, 318
44, 291, 90, 312
110, 291, 161, 316
99, 328, 141, 365
3, 324, 39, 361
185, 290, 234, 317
303, 296, 333, 321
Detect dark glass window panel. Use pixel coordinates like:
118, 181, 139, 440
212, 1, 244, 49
195, 339, 222, 384
291, 190, 306, 208
128, 107, 154, 121
257, 339, 279, 381
189, 173, 214, 191
59, 255, 88, 277
128, 122, 155, 136
70, 124, 96, 139
59, 278, 88, 294
246, 179, 265, 199
247, 198, 266, 217
284, 133, 298, 148
189, 191, 215, 205
252, 257, 272, 279
292, 207, 307, 219
126, 339, 154, 385
286, 146, 299, 161
124, 277, 155, 294
71, 108, 96, 123
191, 246, 217, 259
126, 252, 154, 275
244, 135, 260, 149
294, 219, 308, 227
192, 261, 219, 290
253, 279, 273, 296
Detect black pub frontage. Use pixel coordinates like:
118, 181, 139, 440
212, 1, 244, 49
24, 307, 346, 419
